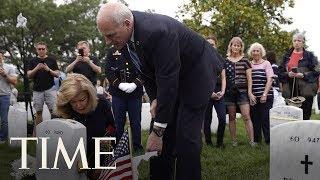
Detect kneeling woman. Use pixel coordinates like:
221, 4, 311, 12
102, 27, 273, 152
55, 73, 115, 178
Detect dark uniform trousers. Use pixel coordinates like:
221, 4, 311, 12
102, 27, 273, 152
150, 101, 207, 180
106, 48, 144, 151
112, 95, 143, 150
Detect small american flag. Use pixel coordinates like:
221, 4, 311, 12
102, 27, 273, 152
98, 130, 133, 180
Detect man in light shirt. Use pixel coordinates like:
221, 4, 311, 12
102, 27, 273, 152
0, 50, 18, 143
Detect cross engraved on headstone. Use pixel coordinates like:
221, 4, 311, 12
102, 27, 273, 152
270, 121, 320, 179
301, 155, 313, 174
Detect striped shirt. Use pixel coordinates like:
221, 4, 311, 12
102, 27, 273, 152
225, 58, 251, 92
251, 60, 274, 97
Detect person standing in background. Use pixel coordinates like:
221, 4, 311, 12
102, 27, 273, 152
248, 43, 274, 145
0, 50, 18, 143
105, 47, 144, 153
27, 42, 60, 135
279, 32, 318, 120
203, 35, 226, 148
224, 37, 255, 147
66, 41, 101, 86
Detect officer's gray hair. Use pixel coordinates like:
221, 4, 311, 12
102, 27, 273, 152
293, 32, 305, 42
98, 2, 133, 26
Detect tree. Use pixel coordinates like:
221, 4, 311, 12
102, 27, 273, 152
0, 0, 107, 76
177, 0, 296, 62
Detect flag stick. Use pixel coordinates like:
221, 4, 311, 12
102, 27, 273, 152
126, 114, 136, 179
126, 114, 133, 158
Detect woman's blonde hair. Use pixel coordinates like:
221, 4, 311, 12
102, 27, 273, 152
247, 42, 266, 59
226, 37, 245, 57
55, 73, 98, 118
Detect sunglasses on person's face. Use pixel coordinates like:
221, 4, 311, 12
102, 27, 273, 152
37, 48, 46, 51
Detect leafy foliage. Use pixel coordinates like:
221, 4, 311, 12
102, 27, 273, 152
0, 0, 107, 76
177, 0, 296, 62
0, 0, 300, 77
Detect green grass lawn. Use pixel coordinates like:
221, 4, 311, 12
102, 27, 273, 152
1, 112, 319, 180
138, 120, 270, 180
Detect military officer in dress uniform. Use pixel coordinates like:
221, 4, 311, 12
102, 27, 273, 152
105, 47, 144, 152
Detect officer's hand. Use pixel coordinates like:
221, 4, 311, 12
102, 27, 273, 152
118, 83, 130, 92
125, 83, 137, 93
146, 131, 163, 155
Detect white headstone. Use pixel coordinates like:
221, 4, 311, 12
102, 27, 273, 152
17, 102, 51, 121
141, 103, 232, 133
313, 96, 319, 115
270, 105, 303, 127
210, 108, 219, 133
141, 103, 151, 130
36, 119, 87, 180
273, 91, 286, 107
8, 104, 27, 147
209, 107, 229, 133
270, 120, 320, 180
209, 107, 232, 134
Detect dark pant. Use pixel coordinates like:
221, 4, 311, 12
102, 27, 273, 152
251, 98, 273, 144
112, 95, 143, 151
150, 102, 206, 180
301, 96, 314, 120
203, 97, 226, 145
0, 95, 10, 141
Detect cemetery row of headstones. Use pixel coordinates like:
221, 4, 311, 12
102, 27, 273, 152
7, 96, 320, 179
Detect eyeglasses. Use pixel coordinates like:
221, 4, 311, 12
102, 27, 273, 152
37, 48, 46, 51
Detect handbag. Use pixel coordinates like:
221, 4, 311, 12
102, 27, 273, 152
297, 80, 318, 97
297, 67, 318, 97
285, 76, 305, 107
